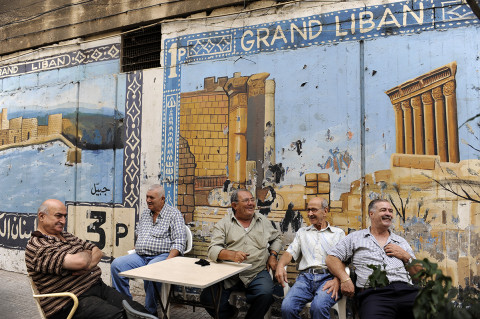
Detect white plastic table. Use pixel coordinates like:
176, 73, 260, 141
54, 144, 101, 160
119, 256, 252, 318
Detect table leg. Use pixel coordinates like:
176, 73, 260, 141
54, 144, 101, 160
153, 282, 172, 319
209, 284, 223, 319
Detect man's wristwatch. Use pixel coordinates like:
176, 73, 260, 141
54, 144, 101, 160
269, 251, 278, 259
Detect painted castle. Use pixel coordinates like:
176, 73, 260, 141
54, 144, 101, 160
0, 108, 80, 163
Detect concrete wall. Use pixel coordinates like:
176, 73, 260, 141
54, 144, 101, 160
0, 0, 479, 306
0, 0, 258, 56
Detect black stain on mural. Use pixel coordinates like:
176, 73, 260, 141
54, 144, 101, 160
223, 179, 231, 192
280, 202, 303, 233
257, 186, 276, 216
267, 163, 285, 184
295, 140, 303, 155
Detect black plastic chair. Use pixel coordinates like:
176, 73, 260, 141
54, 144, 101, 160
122, 300, 158, 319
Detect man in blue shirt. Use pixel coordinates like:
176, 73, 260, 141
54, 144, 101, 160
111, 184, 186, 315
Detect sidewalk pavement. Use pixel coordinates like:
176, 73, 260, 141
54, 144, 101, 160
0, 269, 211, 319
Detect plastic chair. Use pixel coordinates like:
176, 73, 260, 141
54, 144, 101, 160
283, 267, 349, 319
184, 225, 193, 254
29, 276, 79, 319
122, 300, 158, 319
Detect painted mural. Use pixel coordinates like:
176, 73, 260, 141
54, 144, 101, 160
160, 0, 480, 289
0, 42, 141, 259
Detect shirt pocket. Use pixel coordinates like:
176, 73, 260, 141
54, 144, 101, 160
150, 224, 170, 238
248, 231, 268, 250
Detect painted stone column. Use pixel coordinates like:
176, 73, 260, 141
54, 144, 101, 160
443, 80, 459, 163
264, 79, 276, 184
411, 95, 424, 155
432, 86, 448, 162
401, 100, 414, 154
385, 62, 458, 162
224, 74, 249, 188
246, 72, 270, 190
421, 92, 436, 155
392, 103, 404, 154
0, 108, 8, 130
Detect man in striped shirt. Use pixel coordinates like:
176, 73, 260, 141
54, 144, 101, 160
25, 199, 149, 319
111, 184, 186, 315
276, 197, 346, 319
326, 199, 420, 319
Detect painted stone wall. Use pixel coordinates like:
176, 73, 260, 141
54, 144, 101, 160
0, 0, 479, 303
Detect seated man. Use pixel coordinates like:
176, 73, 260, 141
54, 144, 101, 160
200, 189, 282, 319
111, 184, 186, 315
25, 199, 150, 319
276, 197, 345, 319
326, 199, 420, 319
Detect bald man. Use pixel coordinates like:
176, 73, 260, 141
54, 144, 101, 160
25, 199, 149, 319
276, 197, 345, 319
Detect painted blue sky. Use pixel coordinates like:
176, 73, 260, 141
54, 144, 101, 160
0, 60, 126, 213
0, 61, 124, 117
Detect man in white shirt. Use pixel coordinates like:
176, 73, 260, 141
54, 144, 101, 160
276, 197, 345, 319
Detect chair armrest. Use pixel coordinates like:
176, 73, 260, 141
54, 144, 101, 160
32, 292, 78, 319
283, 266, 290, 296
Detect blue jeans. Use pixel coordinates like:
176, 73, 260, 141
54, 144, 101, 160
200, 270, 274, 319
281, 273, 339, 319
111, 252, 169, 315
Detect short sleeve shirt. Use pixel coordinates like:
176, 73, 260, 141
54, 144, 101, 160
135, 204, 186, 256
329, 228, 416, 288
286, 223, 345, 270
25, 231, 102, 317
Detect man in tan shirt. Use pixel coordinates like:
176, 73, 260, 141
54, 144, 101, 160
200, 189, 282, 319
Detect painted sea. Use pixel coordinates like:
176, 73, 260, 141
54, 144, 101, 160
0, 141, 124, 213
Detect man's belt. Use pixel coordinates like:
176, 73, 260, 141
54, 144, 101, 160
357, 281, 410, 293
300, 267, 330, 275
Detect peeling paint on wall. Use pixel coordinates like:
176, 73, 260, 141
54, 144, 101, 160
318, 148, 353, 175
